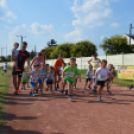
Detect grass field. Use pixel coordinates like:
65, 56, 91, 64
0, 67, 12, 71
0, 71, 10, 134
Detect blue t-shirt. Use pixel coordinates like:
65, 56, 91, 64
86, 70, 93, 78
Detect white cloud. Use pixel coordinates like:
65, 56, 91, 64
100, 35, 105, 41
64, 0, 118, 42
0, 0, 17, 22
111, 22, 120, 27
30, 23, 54, 36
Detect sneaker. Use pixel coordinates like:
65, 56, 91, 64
36, 89, 38, 94
45, 88, 48, 91
129, 85, 133, 90
84, 88, 86, 90
93, 89, 97, 93
98, 96, 101, 101
54, 87, 57, 91
88, 85, 91, 89
50, 91, 53, 94
17, 89, 20, 92
16, 68, 21, 71
59, 89, 64, 94
29, 92, 32, 96
64, 89, 68, 95
14, 90, 18, 95
32, 93, 36, 96
107, 90, 111, 95
69, 95, 72, 100
57, 84, 59, 89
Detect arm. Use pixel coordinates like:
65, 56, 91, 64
27, 58, 30, 68
30, 57, 36, 68
88, 59, 92, 64
11, 51, 17, 61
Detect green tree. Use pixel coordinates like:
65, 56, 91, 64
7, 55, 12, 61
30, 50, 35, 60
45, 46, 56, 59
47, 39, 57, 47
100, 35, 133, 55
70, 40, 97, 57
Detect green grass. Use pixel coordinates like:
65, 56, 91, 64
0, 66, 12, 71
0, 72, 10, 134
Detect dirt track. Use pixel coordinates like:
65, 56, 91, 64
3, 73, 134, 134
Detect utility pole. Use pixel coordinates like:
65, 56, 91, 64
17, 35, 26, 45
129, 23, 134, 45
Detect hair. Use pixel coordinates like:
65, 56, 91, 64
40, 49, 45, 52
93, 53, 98, 57
13, 42, 19, 46
113, 66, 115, 69
75, 63, 77, 66
22, 41, 27, 46
33, 63, 39, 67
70, 57, 76, 62
102, 59, 107, 64
50, 66, 54, 70
89, 64, 93, 69
46, 64, 49, 66
108, 64, 113, 67
67, 63, 70, 65
38, 52, 42, 56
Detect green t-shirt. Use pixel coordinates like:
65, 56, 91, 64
63, 65, 80, 82
21, 71, 30, 83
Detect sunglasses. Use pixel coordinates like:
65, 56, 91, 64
21, 45, 27, 48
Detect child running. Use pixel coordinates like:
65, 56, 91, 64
53, 53, 64, 90
45, 66, 55, 94
95, 59, 111, 101
2, 62, 7, 76
84, 64, 93, 90
62, 57, 81, 100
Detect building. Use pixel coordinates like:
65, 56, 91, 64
122, 33, 134, 45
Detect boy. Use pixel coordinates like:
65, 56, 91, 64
62, 57, 81, 100
53, 53, 64, 90
11, 42, 20, 71
2, 62, 7, 76
45, 66, 55, 94
95, 59, 111, 101
84, 64, 93, 90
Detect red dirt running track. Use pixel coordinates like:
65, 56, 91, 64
2, 73, 134, 134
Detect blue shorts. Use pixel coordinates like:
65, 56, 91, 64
38, 78, 43, 84
3, 70, 7, 73
30, 82, 36, 88
86, 77, 92, 82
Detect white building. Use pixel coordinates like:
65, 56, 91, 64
122, 33, 134, 45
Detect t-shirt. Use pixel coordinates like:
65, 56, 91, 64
53, 59, 64, 73
12, 48, 19, 58
86, 70, 93, 78
96, 67, 109, 81
29, 71, 39, 83
47, 71, 55, 80
14, 50, 30, 71
3, 64, 7, 70
108, 69, 113, 78
21, 71, 30, 82
39, 69, 46, 79
63, 65, 80, 82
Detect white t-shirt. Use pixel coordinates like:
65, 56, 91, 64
39, 69, 46, 79
108, 69, 113, 78
48, 71, 55, 79
29, 71, 39, 83
12, 48, 19, 58
96, 67, 109, 81
3, 64, 7, 70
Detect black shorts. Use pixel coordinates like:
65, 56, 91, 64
22, 82, 26, 84
86, 78, 92, 82
96, 81, 106, 88
12, 67, 23, 78
46, 81, 53, 85
54, 72, 61, 76
3, 70, 7, 73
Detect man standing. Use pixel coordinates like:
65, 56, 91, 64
12, 42, 30, 95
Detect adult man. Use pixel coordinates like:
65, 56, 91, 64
12, 42, 30, 95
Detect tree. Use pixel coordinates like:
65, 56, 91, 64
7, 55, 12, 61
47, 39, 57, 47
99, 35, 133, 55
45, 46, 56, 59
70, 40, 97, 57
30, 50, 36, 60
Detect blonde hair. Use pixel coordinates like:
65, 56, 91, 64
13, 42, 19, 46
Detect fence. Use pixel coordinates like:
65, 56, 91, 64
0, 53, 134, 70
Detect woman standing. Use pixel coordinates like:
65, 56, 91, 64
40, 49, 46, 64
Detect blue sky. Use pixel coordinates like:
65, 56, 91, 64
0, 0, 134, 57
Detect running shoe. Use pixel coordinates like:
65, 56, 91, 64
69, 95, 72, 100
84, 88, 86, 90
16, 68, 21, 71
107, 90, 111, 95
14, 90, 18, 95
59, 89, 64, 94
32, 93, 36, 96
45, 88, 48, 91
98, 96, 101, 101
93, 89, 97, 93
88, 85, 91, 89
17, 89, 20, 92
36, 89, 38, 94
57, 84, 59, 89
129, 85, 133, 90
54, 87, 57, 91
50, 91, 53, 94
29, 92, 32, 96
64, 89, 68, 95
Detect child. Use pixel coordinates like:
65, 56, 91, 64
11, 42, 20, 71
2, 62, 7, 76
84, 64, 93, 90
45, 66, 55, 94
53, 53, 64, 90
62, 57, 81, 100
38, 63, 46, 94
25, 63, 40, 96
95, 59, 111, 101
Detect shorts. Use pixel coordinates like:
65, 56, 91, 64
3, 70, 7, 73
86, 77, 92, 82
46, 79, 53, 85
38, 78, 45, 84
75, 78, 77, 82
96, 81, 106, 88
22, 82, 26, 84
30, 82, 37, 88
64, 77, 74, 85
54, 72, 61, 76
106, 78, 110, 82
12, 66, 23, 78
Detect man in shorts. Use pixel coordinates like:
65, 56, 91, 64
12, 42, 30, 95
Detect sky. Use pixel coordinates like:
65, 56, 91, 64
0, 0, 134, 57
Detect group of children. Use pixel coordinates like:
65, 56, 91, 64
20, 52, 115, 101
